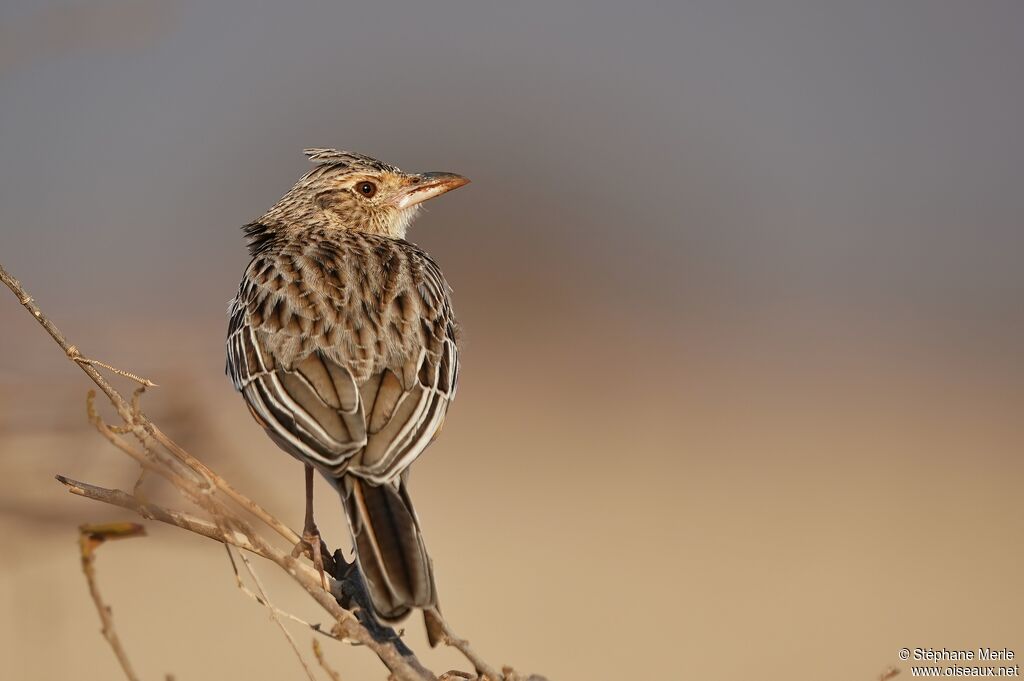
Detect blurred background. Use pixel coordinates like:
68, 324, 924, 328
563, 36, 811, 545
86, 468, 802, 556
1, 1, 1022, 679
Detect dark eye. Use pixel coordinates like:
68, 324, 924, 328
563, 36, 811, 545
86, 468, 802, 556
356, 181, 377, 198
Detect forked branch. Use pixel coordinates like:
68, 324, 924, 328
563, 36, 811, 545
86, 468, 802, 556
2, 262, 546, 681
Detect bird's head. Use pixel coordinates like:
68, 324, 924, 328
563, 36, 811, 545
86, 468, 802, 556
260, 148, 469, 240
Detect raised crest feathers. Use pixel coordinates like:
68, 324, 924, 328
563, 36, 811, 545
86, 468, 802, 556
303, 148, 400, 173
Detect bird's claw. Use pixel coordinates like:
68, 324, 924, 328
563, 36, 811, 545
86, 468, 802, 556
293, 528, 329, 590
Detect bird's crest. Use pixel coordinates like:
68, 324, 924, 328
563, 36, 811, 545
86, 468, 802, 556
303, 148, 400, 174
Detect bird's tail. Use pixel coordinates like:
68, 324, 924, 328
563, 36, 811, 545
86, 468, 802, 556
341, 476, 437, 626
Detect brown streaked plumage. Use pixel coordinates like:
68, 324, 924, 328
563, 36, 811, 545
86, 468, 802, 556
226, 148, 468, 634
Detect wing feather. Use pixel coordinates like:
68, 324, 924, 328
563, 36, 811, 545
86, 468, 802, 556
368, 370, 407, 434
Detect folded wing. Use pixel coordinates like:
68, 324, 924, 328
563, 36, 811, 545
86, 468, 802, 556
226, 234, 459, 483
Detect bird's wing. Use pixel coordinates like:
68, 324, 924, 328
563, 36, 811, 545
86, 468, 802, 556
226, 235, 458, 483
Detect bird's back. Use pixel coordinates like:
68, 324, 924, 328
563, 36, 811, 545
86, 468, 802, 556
227, 227, 459, 483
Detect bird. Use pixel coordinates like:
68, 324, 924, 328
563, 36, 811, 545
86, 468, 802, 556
225, 148, 468, 640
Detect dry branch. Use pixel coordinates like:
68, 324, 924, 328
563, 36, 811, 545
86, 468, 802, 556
79, 522, 149, 681
2, 262, 546, 681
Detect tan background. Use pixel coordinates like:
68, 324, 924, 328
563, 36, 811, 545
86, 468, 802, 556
1, 1, 1022, 679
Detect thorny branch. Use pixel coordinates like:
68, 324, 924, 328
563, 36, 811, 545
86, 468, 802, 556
1, 262, 548, 681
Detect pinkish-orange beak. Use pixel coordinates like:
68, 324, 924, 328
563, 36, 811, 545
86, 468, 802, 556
395, 172, 470, 209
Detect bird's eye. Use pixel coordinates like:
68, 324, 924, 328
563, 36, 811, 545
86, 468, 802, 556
356, 181, 377, 198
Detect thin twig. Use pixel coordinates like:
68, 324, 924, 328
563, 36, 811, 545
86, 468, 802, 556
147, 422, 303, 546
232, 547, 318, 681
313, 639, 344, 681
0, 265, 130, 419
0, 262, 300, 547
66, 344, 158, 387
85, 391, 190, 489
78, 522, 148, 681
436, 618, 503, 681
57, 476, 258, 554
226, 545, 340, 638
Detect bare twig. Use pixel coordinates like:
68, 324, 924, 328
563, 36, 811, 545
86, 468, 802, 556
234, 547, 318, 681
0, 263, 300, 547
148, 421, 303, 546
879, 668, 901, 681
78, 522, 148, 681
66, 344, 158, 387
435, 617, 503, 681
57, 476, 257, 553
0, 265, 129, 417
313, 639, 344, 681
226, 545, 340, 639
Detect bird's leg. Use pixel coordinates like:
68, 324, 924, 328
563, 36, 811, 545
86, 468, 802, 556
293, 464, 328, 590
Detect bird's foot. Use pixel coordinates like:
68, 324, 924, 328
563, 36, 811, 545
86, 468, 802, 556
292, 526, 330, 590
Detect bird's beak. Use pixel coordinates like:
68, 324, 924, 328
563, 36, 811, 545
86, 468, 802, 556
394, 172, 470, 210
